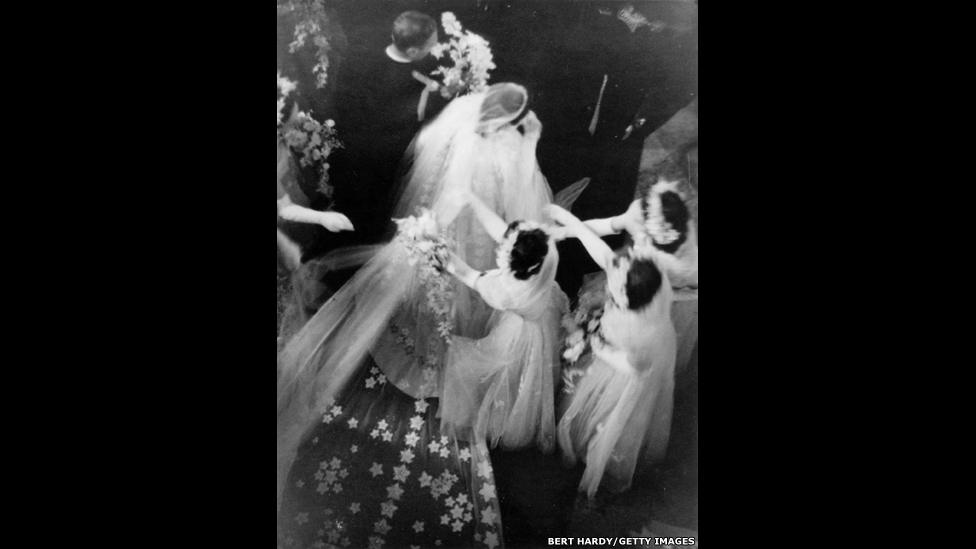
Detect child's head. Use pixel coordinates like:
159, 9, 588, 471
641, 179, 690, 254
607, 254, 663, 311
500, 221, 550, 280
391, 11, 439, 61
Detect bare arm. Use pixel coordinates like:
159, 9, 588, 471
517, 111, 543, 190
466, 192, 508, 243
278, 195, 355, 232
445, 252, 483, 289
546, 204, 615, 271
582, 199, 643, 237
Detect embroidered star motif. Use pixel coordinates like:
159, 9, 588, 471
350, 445, 358, 453
369, 463, 383, 477
330, 458, 341, 469
387, 483, 404, 501
295, 479, 304, 488
415, 400, 429, 413
451, 506, 464, 519
400, 449, 415, 464
459, 448, 471, 462
333, 483, 343, 493
439, 447, 450, 458
440, 514, 451, 526
347, 417, 359, 429
451, 519, 463, 532
371, 428, 381, 439
393, 465, 410, 482
349, 502, 360, 514
485, 531, 499, 549
373, 519, 391, 535
330, 405, 342, 416
377, 419, 389, 431
410, 416, 424, 431
377, 374, 387, 384
365, 378, 376, 389
419, 472, 433, 487
479, 483, 496, 501
380, 501, 398, 518
477, 461, 492, 479
404, 432, 420, 446
481, 507, 498, 525
412, 521, 425, 533
382, 431, 393, 442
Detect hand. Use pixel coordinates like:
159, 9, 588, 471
318, 211, 354, 232
445, 252, 460, 275
519, 111, 542, 138
614, 200, 644, 232
546, 204, 579, 228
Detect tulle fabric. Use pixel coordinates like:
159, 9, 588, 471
439, 241, 569, 453
557, 266, 677, 498
278, 86, 554, 509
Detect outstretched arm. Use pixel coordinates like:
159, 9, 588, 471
445, 252, 483, 290
547, 204, 615, 271
517, 111, 543, 189
466, 192, 508, 243
278, 194, 355, 232
583, 199, 644, 237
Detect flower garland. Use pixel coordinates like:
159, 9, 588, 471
279, 110, 343, 200
277, 71, 297, 126
430, 12, 496, 99
393, 209, 456, 342
644, 183, 682, 246
278, 0, 334, 89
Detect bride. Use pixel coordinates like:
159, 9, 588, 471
277, 83, 553, 549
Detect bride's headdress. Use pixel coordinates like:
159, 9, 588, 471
476, 83, 528, 134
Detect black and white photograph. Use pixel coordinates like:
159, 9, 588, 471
276, 1, 698, 547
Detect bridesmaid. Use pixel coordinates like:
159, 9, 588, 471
548, 204, 677, 499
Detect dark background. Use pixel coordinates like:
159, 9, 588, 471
46, 0, 880, 546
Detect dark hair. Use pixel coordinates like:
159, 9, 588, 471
625, 257, 663, 311
392, 11, 437, 51
642, 190, 690, 254
504, 221, 549, 280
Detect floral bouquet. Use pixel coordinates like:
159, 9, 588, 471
279, 110, 343, 200
430, 12, 496, 100
393, 209, 456, 341
560, 299, 606, 395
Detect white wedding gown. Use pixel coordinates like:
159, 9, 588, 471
277, 87, 554, 548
